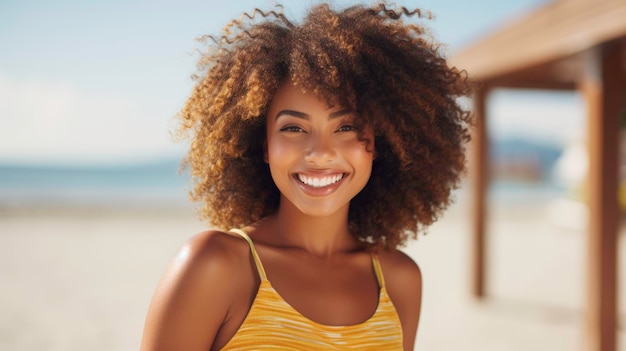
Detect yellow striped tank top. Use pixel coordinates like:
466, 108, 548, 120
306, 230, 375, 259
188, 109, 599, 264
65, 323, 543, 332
221, 229, 403, 350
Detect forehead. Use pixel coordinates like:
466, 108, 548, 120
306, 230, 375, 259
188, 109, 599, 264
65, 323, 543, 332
268, 80, 336, 114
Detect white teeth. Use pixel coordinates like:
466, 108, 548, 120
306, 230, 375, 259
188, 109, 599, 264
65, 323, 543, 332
297, 174, 343, 188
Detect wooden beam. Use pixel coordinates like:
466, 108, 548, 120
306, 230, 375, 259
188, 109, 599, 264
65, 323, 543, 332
481, 51, 584, 90
579, 43, 622, 351
451, 0, 626, 82
486, 80, 577, 91
470, 85, 489, 298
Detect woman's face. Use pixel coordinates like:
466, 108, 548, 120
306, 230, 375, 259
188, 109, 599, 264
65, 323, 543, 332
265, 81, 374, 218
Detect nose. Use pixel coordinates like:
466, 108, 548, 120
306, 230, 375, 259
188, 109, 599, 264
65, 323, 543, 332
304, 132, 336, 165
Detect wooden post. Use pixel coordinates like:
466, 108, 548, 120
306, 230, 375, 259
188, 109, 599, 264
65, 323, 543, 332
471, 85, 489, 298
579, 43, 622, 351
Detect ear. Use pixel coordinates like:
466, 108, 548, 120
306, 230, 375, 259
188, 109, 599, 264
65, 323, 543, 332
263, 140, 269, 163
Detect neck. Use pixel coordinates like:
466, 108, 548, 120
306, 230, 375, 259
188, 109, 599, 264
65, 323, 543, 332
267, 199, 360, 258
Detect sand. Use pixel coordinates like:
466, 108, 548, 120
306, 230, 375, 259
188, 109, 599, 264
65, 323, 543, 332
0, 200, 624, 351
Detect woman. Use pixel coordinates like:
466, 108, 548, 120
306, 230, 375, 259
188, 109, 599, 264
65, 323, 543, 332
141, 2, 472, 350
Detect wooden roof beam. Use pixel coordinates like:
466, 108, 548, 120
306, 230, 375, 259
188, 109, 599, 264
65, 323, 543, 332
450, 0, 626, 82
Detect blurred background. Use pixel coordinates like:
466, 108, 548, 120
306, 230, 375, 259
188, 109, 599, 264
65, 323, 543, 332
1, 0, 624, 350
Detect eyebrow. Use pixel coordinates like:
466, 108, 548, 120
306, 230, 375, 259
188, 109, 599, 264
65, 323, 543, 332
274, 109, 352, 121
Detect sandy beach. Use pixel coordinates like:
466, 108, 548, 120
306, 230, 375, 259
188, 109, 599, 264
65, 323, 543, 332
0, 199, 624, 351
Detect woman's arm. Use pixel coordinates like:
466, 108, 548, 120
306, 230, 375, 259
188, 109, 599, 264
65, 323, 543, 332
379, 250, 423, 351
140, 231, 240, 351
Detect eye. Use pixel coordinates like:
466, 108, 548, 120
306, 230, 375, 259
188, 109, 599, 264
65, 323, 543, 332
279, 125, 305, 133
336, 124, 357, 132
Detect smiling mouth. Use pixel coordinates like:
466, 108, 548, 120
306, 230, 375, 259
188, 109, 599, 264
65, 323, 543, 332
296, 173, 345, 188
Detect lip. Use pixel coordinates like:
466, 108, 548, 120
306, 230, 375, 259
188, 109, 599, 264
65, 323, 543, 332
292, 171, 347, 196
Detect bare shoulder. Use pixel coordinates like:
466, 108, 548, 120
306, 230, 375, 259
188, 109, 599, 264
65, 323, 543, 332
377, 248, 422, 287
140, 230, 251, 351
180, 229, 250, 269
376, 248, 422, 351
160, 229, 251, 290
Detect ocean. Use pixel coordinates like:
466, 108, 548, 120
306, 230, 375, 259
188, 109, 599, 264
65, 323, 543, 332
0, 159, 567, 210
0, 159, 192, 209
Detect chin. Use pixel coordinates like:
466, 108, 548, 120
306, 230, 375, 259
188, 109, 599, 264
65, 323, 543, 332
285, 198, 349, 219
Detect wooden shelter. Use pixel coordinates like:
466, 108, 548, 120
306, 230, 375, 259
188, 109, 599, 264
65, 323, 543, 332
450, 0, 626, 350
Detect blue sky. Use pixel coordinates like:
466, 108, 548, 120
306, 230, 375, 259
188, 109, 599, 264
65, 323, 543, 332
1, 0, 582, 166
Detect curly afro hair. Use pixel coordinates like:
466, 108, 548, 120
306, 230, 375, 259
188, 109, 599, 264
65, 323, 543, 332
176, 2, 473, 249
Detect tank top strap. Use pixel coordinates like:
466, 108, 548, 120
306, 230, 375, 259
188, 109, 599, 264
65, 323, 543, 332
228, 228, 267, 281
371, 254, 386, 288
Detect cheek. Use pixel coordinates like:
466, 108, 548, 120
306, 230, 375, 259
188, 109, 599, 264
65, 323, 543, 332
352, 134, 375, 158
358, 152, 375, 174
265, 128, 281, 161
347, 143, 375, 171
266, 137, 302, 172
267, 138, 288, 161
